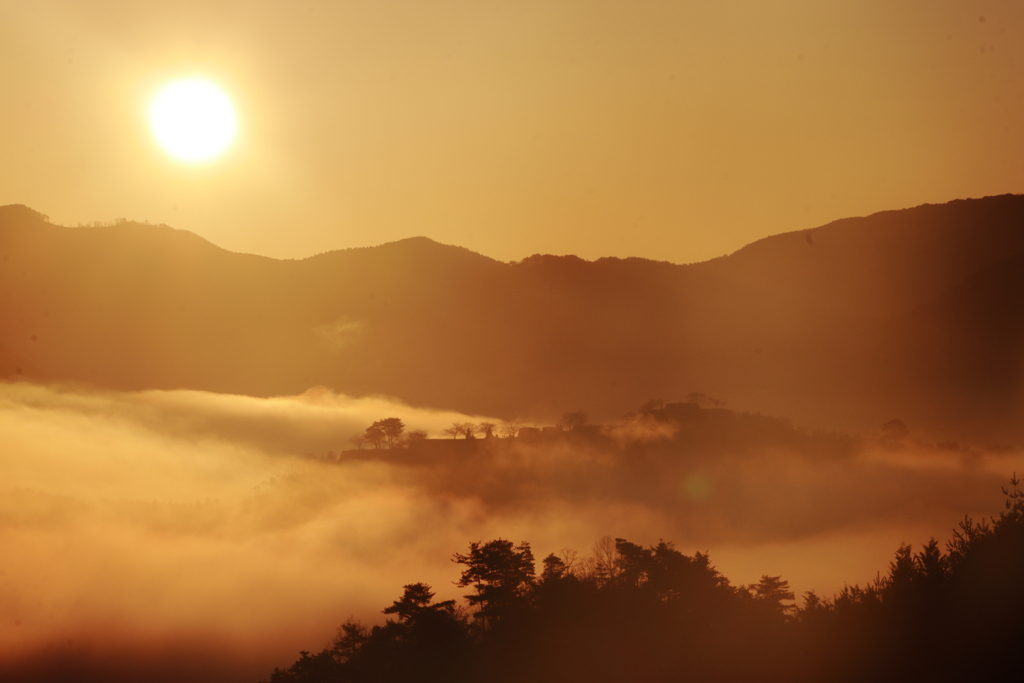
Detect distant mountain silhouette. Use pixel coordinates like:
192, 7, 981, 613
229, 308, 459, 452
2, 196, 1023, 441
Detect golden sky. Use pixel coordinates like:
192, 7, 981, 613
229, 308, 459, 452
3, 0, 1022, 263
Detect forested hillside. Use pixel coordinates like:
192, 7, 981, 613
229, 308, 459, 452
266, 478, 1024, 683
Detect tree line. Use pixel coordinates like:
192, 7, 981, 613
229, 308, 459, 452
262, 477, 1024, 683
343, 395, 729, 452
346, 412, 593, 450
347, 418, 424, 450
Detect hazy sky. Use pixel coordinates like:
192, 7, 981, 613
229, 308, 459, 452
3, 0, 1022, 263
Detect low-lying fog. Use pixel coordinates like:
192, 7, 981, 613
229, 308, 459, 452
1, 381, 1019, 681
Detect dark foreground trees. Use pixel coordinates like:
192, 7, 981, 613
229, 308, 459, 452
265, 478, 1024, 683
452, 539, 535, 628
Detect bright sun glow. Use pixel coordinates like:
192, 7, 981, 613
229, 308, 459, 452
149, 78, 238, 163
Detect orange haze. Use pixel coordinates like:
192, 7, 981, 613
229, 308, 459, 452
2, 382, 1020, 680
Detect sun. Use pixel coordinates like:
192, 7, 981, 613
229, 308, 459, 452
149, 78, 238, 163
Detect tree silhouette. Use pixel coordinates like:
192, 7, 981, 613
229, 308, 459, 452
685, 391, 707, 405
499, 418, 522, 438
364, 422, 386, 449
375, 417, 405, 449
383, 583, 456, 623
881, 418, 909, 443
404, 429, 428, 447
590, 536, 620, 585
330, 620, 368, 663
442, 422, 475, 439
539, 553, 569, 583
748, 574, 796, 615
453, 539, 535, 628
559, 411, 589, 431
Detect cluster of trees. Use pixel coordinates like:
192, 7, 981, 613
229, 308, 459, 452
345, 398, 731, 453
438, 413, 592, 440
348, 418, 527, 449
263, 478, 1024, 682
342, 401, 922, 463
347, 411, 597, 451
440, 419, 524, 440
880, 418, 910, 443
556, 411, 589, 431
348, 418, 427, 450
441, 422, 488, 439
681, 392, 727, 409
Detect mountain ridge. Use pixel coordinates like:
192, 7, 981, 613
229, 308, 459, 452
2, 195, 1022, 442
9, 193, 1020, 271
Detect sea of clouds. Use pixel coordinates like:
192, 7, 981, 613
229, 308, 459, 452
1, 381, 1019, 681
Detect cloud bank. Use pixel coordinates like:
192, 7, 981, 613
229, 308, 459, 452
1, 381, 1019, 681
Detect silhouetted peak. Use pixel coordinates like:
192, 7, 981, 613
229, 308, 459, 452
511, 254, 685, 290
388, 235, 445, 248
0, 206, 226, 253
686, 193, 1024, 324
516, 253, 678, 270
517, 253, 589, 268
303, 235, 500, 269
714, 193, 1024, 265
0, 204, 52, 225
375, 235, 491, 260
